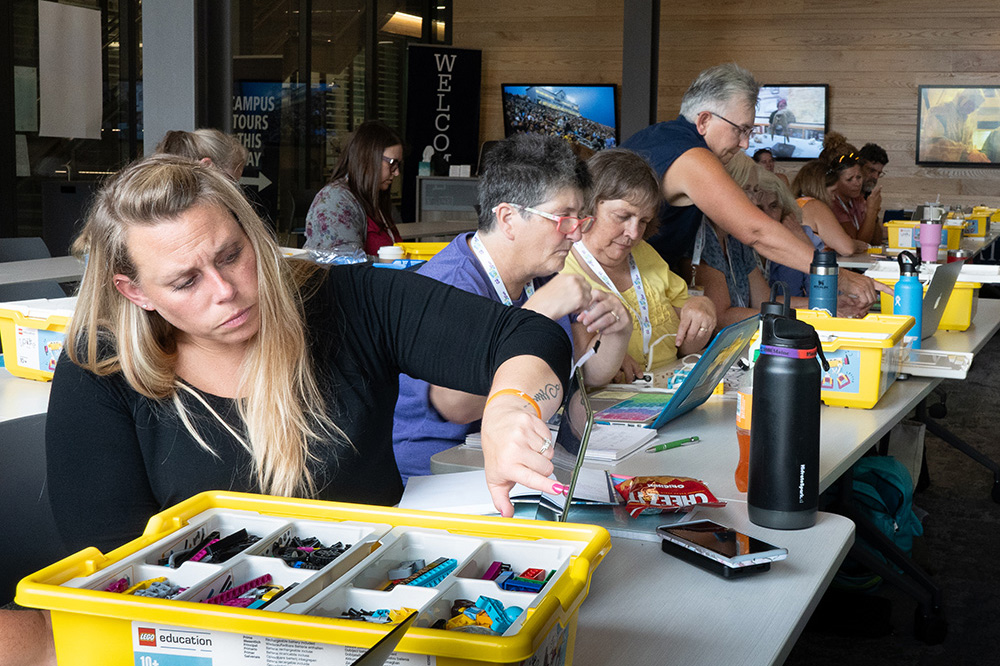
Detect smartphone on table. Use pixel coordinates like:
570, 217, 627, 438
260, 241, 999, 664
656, 520, 788, 579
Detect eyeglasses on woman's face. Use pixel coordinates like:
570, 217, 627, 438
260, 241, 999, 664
382, 155, 402, 173
494, 203, 595, 234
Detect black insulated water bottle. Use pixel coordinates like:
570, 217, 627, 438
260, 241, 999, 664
747, 311, 828, 530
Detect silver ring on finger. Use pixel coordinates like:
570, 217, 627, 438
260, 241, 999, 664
538, 437, 552, 455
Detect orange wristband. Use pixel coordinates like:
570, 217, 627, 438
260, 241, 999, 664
485, 389, 542, 419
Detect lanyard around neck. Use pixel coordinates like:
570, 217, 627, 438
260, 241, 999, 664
573, 241, 652, 354
836, 195, 861, 230
470, 233, 534, 306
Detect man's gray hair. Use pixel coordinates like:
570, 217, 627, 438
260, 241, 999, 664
679, 63, 760, 123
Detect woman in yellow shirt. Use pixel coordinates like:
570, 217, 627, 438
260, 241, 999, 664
562, 149, 716, 383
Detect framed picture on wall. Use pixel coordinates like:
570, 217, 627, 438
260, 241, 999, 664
743, 84, 829, 161
917, 85, 1000, 166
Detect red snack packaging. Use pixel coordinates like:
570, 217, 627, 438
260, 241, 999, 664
609, 474, 726, 518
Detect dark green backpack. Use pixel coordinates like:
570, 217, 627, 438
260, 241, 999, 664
834, 455, 924, 590
852, 455, 924, 558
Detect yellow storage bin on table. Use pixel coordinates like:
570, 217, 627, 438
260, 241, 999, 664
874, 277, 980, 332
884, 219, 962, 251
794, 310, 914, 409
963, 206, 998, 237
394, 242, 449, 261
0, 297, 76, 381
16, 491, 611, 666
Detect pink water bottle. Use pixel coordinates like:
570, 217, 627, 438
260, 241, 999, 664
919, 220, 942, 263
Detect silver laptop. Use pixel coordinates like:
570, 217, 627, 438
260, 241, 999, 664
531, 367, 597, 522
921, 259, 963, 339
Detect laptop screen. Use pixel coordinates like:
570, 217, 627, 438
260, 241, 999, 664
534, 368, 595, 522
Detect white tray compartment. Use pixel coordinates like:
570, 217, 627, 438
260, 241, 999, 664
180, 554, 318, 604
455, 538, 578, 583
348, 528, 482, 591
144, 508, 289, 566
301, 583, 438, 623
244, 519, 391, 571
76, 561, 216, 598
423, 577, 537, 635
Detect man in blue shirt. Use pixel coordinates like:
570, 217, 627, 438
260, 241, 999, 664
624, 63, 883, 314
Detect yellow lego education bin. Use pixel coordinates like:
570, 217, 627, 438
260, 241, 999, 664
963, 206, 998, 237
884, 219, 963, 251
794, 310, 914, 409
16, 491, 611, 666
395, 242, 449, 261
874, 277, 980, 332
0, 297, 75, 381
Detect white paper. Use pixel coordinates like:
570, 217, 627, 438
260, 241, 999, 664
398, 469, 614, 516
38, 1, 103, 139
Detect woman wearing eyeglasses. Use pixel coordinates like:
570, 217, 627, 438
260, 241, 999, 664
304, 120, 403, 258
827, 151, 881, 246
561, 149, 716, 384
392, 134, 632, 483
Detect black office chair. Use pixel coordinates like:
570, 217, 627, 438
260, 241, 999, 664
0, 237, 69, 302
0, 237, 53, 263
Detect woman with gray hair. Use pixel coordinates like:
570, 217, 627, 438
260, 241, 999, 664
622, 62, 885, 315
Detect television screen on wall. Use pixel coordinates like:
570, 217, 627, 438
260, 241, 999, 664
743, 84, 829, 161
917, 85, 1000, 165
501, 84, 618, 154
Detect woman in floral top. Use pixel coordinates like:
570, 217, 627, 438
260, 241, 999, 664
305, 120, 403, 257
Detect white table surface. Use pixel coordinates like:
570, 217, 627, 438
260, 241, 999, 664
0, 370, 51, 425
0, 256, 85, 286
430, 298, 1000, 666
574, 504, 853, 666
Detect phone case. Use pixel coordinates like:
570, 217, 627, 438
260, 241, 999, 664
660, 538, 771, 579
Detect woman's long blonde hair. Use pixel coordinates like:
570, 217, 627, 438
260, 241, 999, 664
68, 154, 345, 497
155, 128, 249, 180
725, 151, 801, 223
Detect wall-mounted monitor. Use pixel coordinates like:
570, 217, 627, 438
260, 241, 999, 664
501, 84, 618, 154
917, 85, 1000, 166
744, 84, 829, 161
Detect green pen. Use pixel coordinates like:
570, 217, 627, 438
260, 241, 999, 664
645, 436, 700, 453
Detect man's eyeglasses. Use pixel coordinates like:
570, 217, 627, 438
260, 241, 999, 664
494, 204, 595, 234
709, 112, 754, 140
382, 155, 402, 172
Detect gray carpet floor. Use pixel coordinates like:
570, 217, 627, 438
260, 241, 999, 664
784, 330, 1000, 665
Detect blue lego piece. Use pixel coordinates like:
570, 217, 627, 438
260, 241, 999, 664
475, 595, 512, 634
407, 558, 457, 588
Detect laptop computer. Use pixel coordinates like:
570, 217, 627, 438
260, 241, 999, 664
588, 315, 761, 430
531, 367, 602, 522
921, 259, 963, 339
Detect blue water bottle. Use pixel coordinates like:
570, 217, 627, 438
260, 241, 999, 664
808, 249, 838, 315
894, 250, 923, 350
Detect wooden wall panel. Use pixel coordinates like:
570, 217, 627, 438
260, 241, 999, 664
452, 0, 1000, 208
656, 1, 1000, 209
451, 0, 624, 153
